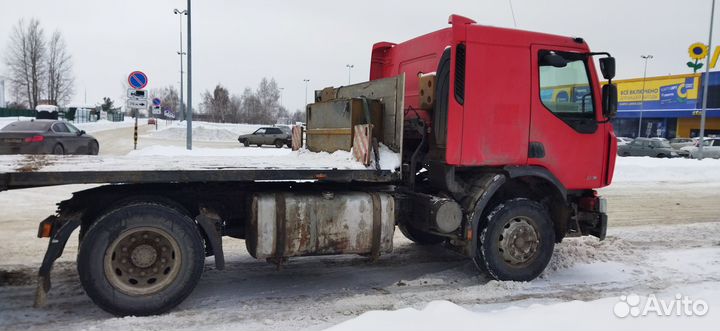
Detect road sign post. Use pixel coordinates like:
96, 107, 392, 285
127, 71, 149, 150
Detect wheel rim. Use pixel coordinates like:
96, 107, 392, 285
104, 227, 182, 296
497, 216, 540, 266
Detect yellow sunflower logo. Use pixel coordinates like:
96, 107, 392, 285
688, 42, 709, 73
689, 43, 708, 60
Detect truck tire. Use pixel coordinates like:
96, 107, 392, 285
77, 202, 205, 316
474, 198, 554, 281
398, 223, 444, 245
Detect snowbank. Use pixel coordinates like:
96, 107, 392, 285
612, 156, 720, 184
0, 117, 135, 133
327, 282, 719, 331
143, 121, 265, 142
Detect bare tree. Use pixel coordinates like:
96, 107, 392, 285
4, 18, 47, 110
202, 84, 232, 123
46, 30, 74, 105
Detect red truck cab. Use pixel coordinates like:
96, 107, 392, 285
373, 15, 618, 281
371, 15, 617, 189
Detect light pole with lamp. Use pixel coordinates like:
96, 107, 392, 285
698, 0, 716, 160
303, 79, 310, 106
638, 54, 653, 138
279, 87, 284, 108
173, 9, 187, 121
346, 64, 354, 85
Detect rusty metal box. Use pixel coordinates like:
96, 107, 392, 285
418, 73, 436, 110
306, 98, 383, 153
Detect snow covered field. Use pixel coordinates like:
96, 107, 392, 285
0, 119, 718, 330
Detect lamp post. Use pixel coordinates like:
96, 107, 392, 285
303, 79, 310, 106
173, 9, 187, 122
699, 0, 716, 160
185, 0, 193, 150
638, 54, 653, 138
346, 64, 354, 85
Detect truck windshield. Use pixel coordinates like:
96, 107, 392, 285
539, 51, 594, 117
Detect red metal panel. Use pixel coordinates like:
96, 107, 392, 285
458, 41, 531, 166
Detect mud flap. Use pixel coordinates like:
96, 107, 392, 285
590, 213, 608, 241
196, 212, 225, 270
34, 218, 80, 308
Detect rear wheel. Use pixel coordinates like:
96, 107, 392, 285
77, 202, 205, 316
52, 144, 64, 155
274, 139, 283, 148
256, 144, 262, 147
474, 198, 554, 281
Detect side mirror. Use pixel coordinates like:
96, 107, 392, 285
78, 130, 86, 136
599, 57, 616, 80
602, 84, 618, 119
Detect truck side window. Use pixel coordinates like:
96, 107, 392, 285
539, 50, 597, 133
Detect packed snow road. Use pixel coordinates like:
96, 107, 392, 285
0, 121, 718, 330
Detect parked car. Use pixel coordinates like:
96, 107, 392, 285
0, 120, 99, 155
669, 137, 695, 150
682, 138, 720, 159
237, 127, 291, 148
617, 137, 678, 158
617, 137, 634, 146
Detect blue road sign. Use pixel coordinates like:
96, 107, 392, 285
152, 98, 161, 106
128, 71, 148, 89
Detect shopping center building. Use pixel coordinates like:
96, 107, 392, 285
611, 72, 720, 138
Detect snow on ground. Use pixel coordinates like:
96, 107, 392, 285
0, 143, 401, 172
612, 156, 720, 183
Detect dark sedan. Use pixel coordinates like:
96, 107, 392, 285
0, 120, 99, 155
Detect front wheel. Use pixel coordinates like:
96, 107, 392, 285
474, 198, 555, 281
88, 141, 99, 155
241, 139, 250, 147
77, 202, 205, 316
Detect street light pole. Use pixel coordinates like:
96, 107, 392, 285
186, 0, 193, 150
638, 54, 653, 138
173, 9, 187, 121
303, 79, 310, 106
699, 0, 716, 160
346, 64, 354, 85
279, 87, 284, 108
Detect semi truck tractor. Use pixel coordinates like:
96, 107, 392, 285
0, 14, 618, 316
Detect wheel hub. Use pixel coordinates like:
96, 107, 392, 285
130, 244, 158, 268
104, 227, 181, 296
498, 217, 540, 265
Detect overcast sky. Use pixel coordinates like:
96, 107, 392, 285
0, 0, 717, 112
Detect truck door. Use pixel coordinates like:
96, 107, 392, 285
529, 46, 606, 190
